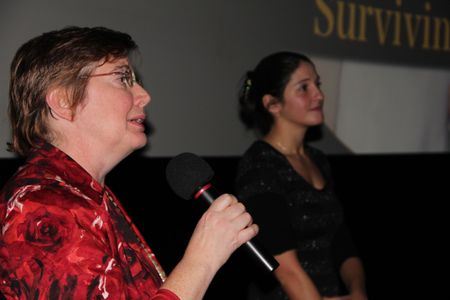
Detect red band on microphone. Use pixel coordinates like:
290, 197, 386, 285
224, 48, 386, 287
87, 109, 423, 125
194, 183, 212, 199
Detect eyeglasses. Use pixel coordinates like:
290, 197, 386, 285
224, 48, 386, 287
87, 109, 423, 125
84, 69, 138, 88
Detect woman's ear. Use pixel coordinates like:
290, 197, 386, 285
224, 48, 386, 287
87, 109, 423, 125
262, 94, 281, 114
46, 88, 73, 121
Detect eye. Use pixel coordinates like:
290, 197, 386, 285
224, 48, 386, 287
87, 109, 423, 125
117, 71, 133, 87
300, 84, 308, 92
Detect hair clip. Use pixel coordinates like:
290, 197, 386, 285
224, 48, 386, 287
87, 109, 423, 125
245, 78, 252, 91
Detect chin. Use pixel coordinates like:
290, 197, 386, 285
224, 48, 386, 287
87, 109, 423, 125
130, 136, 148, 151
135, 140, 148, 150
307, 117, 324, 127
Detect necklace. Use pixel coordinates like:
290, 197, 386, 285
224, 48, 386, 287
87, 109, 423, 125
273, 141, 300, 157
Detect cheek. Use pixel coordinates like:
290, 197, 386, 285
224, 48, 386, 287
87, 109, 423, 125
77, 101, 129, 134
96, 94, 134, 119
286, 97, 309, 114
114, 92, 135, 112
80, 87, 135, 126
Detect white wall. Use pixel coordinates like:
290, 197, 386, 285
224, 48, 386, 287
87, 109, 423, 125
337, 61, 449, 153
1, 0, 448, 157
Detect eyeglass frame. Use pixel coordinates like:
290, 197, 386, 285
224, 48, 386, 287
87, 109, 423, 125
81, 67, 138, 88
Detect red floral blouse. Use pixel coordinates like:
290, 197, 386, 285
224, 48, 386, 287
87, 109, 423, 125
0, 143, 179, 300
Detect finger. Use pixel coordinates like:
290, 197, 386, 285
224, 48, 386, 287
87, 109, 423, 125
222, 202, 246, 219
230, 210, 253, 230
237, 224, 259, 245
209, 193, 237, 212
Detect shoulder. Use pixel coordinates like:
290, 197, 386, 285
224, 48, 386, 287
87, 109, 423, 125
1, 173, 97, 235
238, 140, 283, 173
2, 157, 97, 207
1, 185, 88, 230
235, 141, 286, 197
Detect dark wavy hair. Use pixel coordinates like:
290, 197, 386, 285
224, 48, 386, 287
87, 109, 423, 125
238, 51, 314, 135
8, 26, 138, 156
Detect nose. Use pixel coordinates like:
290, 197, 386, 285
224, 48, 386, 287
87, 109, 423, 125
133, 83, 151, 107
314, 84, 324, 102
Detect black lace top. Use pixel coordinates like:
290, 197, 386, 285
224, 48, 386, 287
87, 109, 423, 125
235, 140, 357, 298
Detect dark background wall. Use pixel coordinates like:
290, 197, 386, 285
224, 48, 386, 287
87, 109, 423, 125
1, 153, 449, 299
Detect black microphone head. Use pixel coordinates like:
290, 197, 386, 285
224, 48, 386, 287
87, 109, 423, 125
166, 152, 214, 200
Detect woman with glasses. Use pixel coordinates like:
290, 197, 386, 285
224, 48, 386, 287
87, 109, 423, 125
0, 26, 258, 299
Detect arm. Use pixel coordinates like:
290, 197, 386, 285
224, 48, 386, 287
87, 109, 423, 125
331, 223, 367, 300
273, 249, 322, 300
161, 193, 258, 300
339, 257, 367, 300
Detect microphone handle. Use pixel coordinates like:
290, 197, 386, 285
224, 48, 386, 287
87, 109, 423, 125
194, 184, 279, 273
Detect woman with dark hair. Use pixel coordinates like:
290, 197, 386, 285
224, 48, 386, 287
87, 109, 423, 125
235, 52, 367, 300
0, 26, 258, 299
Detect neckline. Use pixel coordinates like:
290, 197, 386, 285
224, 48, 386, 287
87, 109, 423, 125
258, 140, 327, 191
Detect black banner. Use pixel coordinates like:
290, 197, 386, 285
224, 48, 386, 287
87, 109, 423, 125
297, 0, 449, 68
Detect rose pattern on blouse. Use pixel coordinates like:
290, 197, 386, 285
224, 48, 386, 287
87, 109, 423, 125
0, 143, 176, 299
19, 206, 72, 252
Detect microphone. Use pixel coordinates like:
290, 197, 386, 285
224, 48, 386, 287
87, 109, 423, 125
165, 152, 279, 273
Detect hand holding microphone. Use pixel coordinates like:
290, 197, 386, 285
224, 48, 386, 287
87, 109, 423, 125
185, 192, 259, 271
166, 152, 279, 273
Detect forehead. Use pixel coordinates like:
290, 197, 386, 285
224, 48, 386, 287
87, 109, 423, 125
94, 57, 131, 72
289, 62, 318, 82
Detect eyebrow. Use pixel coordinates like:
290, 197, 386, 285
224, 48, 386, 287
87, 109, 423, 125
296, 75, 321, 84
112, 64, 132, 73
295, 77, 312, 85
